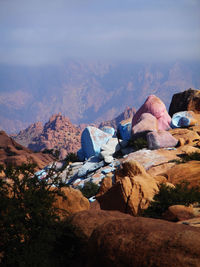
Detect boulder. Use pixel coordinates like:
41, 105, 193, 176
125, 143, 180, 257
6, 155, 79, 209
164, 161, 200, 187
147, 131, 178, 150
96, 160, 159, 215
117, 118, 132, 141
162, 205, 195, 222
70, 210, 200, 267
54, 187, 90, 219
81, 126, 112, 159
132, 113, 158, 137
178, 217, 200, 228
171, 111, 197, 128
132, 95, 171, 131
169, 88, 200, 116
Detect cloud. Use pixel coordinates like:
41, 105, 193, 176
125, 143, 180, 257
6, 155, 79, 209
0, 0, 199, 65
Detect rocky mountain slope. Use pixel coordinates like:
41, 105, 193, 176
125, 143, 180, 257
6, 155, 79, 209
0, 131, 54, 169
13, 113, 82, 159
0, 60, 200, 133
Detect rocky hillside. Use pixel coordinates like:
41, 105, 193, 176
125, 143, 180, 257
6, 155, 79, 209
0, 131, 54, 169
0, 60, 200, 133
13, 113, 82, 159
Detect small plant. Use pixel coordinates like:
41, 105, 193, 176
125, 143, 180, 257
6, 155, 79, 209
143, 181, 200, 219
169, 152, 200, 164
129, 137, 148, 151
79, 181, 99, 199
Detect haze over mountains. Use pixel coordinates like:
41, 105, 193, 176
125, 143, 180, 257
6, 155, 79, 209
0, 60, 200, 134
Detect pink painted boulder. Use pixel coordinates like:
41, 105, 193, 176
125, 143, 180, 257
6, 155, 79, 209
132, 95, 171, 131
132, 113, 158, 135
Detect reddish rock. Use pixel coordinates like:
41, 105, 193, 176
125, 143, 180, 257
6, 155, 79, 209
147, 130, 178, 149
162, 205, 195, 222
169, 128, 200, 146
169, 88, 200, 116
132, 95, 171, 131
14, 114, 82, 159
0, 130, 54, 169
70, 209, 200, 267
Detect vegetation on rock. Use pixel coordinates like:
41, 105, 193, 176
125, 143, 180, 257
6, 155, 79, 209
79, 181, 99, 199
143, 181, 200, 219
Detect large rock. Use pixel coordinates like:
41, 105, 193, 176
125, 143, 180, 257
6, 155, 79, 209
117, 118, 132, 141
132, 113, 158, 136
171, 111, 197, 128
169, 128, 200, 146
169, 88, 200, 116
70, 210, 200, 267
54, 187, 90, 219
81, 126, 112, 159
97, 160, 159, 215
147, 131, 178, 150
162, 205, 195, 222
132, 95, 171, 131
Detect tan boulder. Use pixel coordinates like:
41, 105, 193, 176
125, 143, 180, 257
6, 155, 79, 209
162, 205, 195, 221
169, 128, 200, 146
54, 187, 90, 219
164, 161, 200, 187
96, 176, 113, 196
178, 217, 200, 228
97, 160, 159, 215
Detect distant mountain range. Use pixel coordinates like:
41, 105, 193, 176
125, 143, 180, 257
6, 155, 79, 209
0, 60, 200, 133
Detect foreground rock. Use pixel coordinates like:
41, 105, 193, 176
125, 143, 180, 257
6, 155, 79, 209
0, 130, 54, 169
54, 187, 90, 219
169, 88, 200, 116
70, 210, 200, 267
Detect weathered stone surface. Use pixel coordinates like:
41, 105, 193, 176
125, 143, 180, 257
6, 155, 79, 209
54, 187, 90, 219
164, 161, 200, 187
132, 95, 171, 131
171, 111, 197, 128
81, 126, 112, 159
162, 205, 195, 222
169, 88, 200, 116
101, 137, 120, 154
77, 156, 104, 177
169, 128, 200, 146
97, 160, 159, 215
70, 210, 200, 267
132, 113, 158, 136
117, 118, 132, 141
97, 176, 113, 196
147, 131, 178, 150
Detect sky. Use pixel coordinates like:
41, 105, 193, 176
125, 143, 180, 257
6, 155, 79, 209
0, 0, 200, 65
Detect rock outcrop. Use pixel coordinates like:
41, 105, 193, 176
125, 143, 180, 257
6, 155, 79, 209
96, 160, 159, 215
13, 113, 82, 159
0, 130, 54, 169
169, 88, 200, 116
70, 209, 200, 267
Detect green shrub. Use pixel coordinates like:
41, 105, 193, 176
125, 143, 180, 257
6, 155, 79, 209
143, 181, 200, 219
129, 137, 148, 151
0, 163, 82, 267
79, 181, 99, 199
169, 152, 200, 164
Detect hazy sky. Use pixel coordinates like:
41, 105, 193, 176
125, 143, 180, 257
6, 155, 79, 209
0, 0, 200, 65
